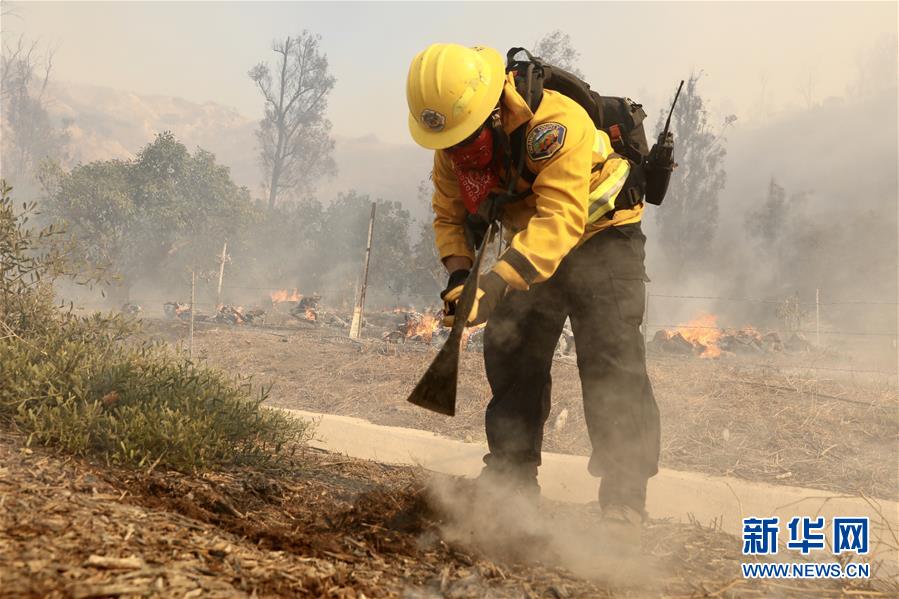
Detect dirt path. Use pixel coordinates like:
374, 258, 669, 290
3, 434, 891, 598
155, 321, 898, 500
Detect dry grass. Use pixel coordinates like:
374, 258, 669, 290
648, 354, 897, 500
150, 320, 898, 500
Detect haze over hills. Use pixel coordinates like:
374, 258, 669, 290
47, 81, 433, 218
40, 79, 897, 303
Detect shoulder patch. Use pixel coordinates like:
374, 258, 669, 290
526, 122, 567, 162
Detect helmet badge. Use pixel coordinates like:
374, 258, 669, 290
420, 109, 446, 132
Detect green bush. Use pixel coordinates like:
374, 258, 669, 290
1, 181, 308, 470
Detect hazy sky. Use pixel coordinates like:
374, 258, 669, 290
3, 1, 896, 144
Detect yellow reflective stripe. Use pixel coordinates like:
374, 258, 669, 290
592, 129, 612, 161
587, 159, 630, 223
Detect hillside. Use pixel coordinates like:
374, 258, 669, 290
45, 82, 432, 217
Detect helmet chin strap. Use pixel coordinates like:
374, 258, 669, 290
490, 107, 509, 166
486, 62, 532, 224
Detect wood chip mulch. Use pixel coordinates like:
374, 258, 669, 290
1, 435, 894, 598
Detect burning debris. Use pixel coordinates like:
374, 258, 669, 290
651, 313, 809, 358
163, 302, 191, 321
381, 310, 441, 343
163, 301, 266, 326
653, 330, 695, 355
664, 314, 723, 358
401, 311, 441, 343
267, 288, 331, 324
290, 294, 321, 322
270, 288, 302, 304
215, 304, 265, 326
719, 327, 783, 354
380, 309, 487, 351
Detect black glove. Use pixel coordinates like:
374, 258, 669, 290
440, 269, 470, 326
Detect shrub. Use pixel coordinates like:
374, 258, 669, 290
0, 181, 309, 470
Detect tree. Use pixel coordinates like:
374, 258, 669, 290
44, 132, 256, 300
408, 179, 444, 304
742, 178, 812, 295
307, 191, 414, 308
249, 32, 337, 209
533, 30, 583, 77
240, 196, 325, 291
745, 178, 787, 247
1, 36, 70, 186
45, 159, 134, 282
654, 72, 734, 276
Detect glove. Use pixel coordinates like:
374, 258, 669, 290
440, 269, 470, 326
441, 270, 508, 327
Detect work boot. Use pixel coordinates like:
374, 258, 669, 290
599, 504, 644, 553
474, 459, 540, 505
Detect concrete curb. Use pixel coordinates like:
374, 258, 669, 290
286, 409, 899, 567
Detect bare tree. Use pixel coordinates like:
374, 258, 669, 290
1, 35, 69, 183
249, 32, 337, 209
533, 30, 584, 78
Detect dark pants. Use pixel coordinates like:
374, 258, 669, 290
483, 223, 661, 512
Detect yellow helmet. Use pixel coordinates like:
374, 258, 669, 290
406, 44, 505, 150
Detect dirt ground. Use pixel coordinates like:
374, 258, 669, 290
147, 318, 898, 501
2, 433, 893, 598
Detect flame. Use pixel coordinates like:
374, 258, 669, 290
305, 308, 316, 321
270, 288, 301, 303
404, 313, 440, 342
677, 313, 722, 358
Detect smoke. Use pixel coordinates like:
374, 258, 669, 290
423, 473, 665, 589
640, 34, 898, 369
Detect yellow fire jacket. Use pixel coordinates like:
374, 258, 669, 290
432, 73, 643, 290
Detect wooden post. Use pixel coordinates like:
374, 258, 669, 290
189, 270, 196, 359
216, 242, 227, 308
349, 278, 361, 338
350, 203, 376, 339
359, 202, 376, 317
815, 288, 820, 347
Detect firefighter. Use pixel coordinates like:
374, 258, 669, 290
406, 43, 661, 544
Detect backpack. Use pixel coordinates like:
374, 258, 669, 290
504, 47, 652, 210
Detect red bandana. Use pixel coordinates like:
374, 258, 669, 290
448, 127, 499, 214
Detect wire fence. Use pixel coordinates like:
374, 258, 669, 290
644, 290, 898, 381
76, 282, 899, 382
648, 293, 898, 307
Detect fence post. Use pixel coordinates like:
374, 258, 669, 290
216, 241, 227, 309
349, 203, 376, 339
189, 270, 196, 360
